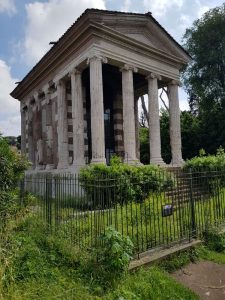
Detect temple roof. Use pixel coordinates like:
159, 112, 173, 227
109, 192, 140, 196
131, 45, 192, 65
11, 9, 191, 100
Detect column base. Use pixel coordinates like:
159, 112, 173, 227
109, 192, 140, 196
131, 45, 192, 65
150, 157, 166, 166
124, 158, 142, 166
57, 162, 69, 170
70, 162, 86, 173
170, 159, 184, 167
35, 165, 45, 171
90, 158, 106, 165
45, 164, 55, 170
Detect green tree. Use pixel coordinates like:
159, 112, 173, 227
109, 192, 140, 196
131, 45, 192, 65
0, 136, 29, 191
139, 127, 149, 164
182, 4, 225, 153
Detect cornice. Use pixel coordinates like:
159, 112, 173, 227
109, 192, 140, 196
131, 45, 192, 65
11, 17, 188, 100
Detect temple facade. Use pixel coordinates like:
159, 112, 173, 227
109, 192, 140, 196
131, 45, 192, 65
11, 9, 191, 173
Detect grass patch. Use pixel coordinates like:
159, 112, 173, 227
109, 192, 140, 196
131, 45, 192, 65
0, 214, 199, 300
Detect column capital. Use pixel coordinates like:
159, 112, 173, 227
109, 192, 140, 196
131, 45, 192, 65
146, 72, 162, 81
42, 84, 49, 94
87, 54, 108, 65
168, 79, 182, 87
120, 64, 138, 73
54, 78, 66, 89
20, 104, 28, 113
29, 95, 36, 106
69, 68, 82, 76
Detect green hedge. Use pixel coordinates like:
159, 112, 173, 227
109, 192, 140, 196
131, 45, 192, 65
79, 156, 174, 208
183, 147, 225, 171
183, 148, 225, 192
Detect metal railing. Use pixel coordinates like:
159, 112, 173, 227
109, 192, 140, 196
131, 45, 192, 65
13, 169, 225, 255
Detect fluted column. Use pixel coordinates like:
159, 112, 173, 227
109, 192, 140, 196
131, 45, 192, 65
20, 103, 27, 155
168, 80, 184, 166
88, 55, 107, 164
34, 93, 44, 170
147, 73, 164, 165
27, 100, 35, 168
70, 68, 85, 170
56, 79, 69, 169
44, 88, 54, 170
121, 64, 139, 164
134, 96, 140, 160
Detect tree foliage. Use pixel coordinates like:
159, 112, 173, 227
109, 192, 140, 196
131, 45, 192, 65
139, 109, 201, 164
182, 4, 225, 153
0, 137, 29, 191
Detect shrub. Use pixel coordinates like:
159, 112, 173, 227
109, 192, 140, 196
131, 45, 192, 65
0, 137, 29, 191
203, 226, 225, 253
79, 157, 174, 208
183, 147, 225, 191
83, 227, 134, 289
183, 146, 225, 171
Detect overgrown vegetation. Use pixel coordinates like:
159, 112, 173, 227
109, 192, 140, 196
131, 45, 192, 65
184, 147, 225, 171
79, 156, 174, 208
0, 136, 29, 215
0, 214, 199, 300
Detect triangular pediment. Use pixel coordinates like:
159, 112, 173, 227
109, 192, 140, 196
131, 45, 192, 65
88, 11, 190, 62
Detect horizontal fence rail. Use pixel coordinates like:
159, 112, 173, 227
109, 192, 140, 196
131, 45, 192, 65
7, 169, 225, 256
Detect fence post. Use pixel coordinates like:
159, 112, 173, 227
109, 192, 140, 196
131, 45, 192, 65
46, 176, 52, 228
189, 169, 196, 239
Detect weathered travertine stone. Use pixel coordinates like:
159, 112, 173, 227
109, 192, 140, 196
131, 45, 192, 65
88, 55, 107, 164
121, 64, 139, 164
134, 96, 140, 160
20, 103, 27, 155
168, 80, 184, 166
70, 69, 85, 170
44, 89, 54, 170
113, 93, 124, 157
147, 73, 164, 165
56, 79, 69, 169
36, 139, 44, 166
27, 100, 35, 168
34, 94, 44, 170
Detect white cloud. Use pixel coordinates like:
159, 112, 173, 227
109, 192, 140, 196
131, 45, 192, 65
198, 5, 210, 17
0, 59, 20, 136
121, 0, 131, 12
143, 0, 183, 17
22, 0, 106, 65
0, 0, 16, 15
0, 115, 21, 136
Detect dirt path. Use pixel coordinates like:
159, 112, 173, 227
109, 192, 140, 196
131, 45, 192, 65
172, 261, 225, 300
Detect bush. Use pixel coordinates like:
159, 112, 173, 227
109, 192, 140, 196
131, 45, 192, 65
203, 226, 225, 253
79, 157, 174, 208
83, 227, 134, 290
0, 137, 29, 191
183, 147, 225, 171
183, 147, 225, 192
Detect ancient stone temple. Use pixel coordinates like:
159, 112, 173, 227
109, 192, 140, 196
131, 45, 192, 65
11, 9, 191, 173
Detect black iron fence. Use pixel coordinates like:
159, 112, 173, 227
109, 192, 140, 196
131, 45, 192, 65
16, 169, 225, 255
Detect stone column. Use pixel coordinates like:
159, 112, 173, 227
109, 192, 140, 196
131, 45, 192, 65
147, 73, 164, 165
113, 93, 124, 158
20, 103, 27, 155
88, 55, 107, 164
56, 79, 69, 169
121, 64, 139, 164
27, 100, 35, 168
168, 80, 184, 166
70, 68, 85, 170
134, 96, 140, 160
34, 94, 44, 170
45, 89, 54, 170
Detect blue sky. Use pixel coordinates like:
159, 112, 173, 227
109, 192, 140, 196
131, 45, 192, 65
0, 0, 224, 136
